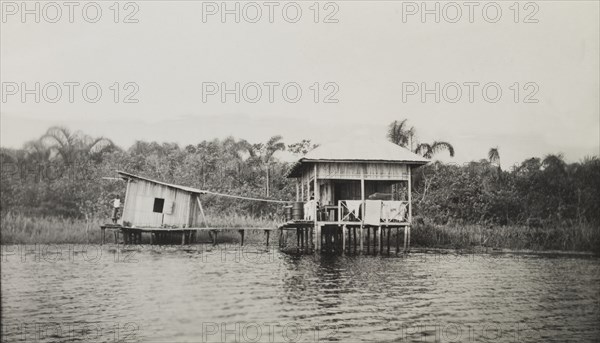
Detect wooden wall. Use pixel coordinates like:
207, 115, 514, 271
122, 179, 195, 228
315, 162, 408, 180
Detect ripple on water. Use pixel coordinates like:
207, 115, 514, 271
1, 246, 599, 343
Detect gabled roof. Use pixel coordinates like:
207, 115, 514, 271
287, 139, 429, 177
117, 171, 207, 194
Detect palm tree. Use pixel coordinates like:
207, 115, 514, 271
488, 147, 500, 166
242, 136, 286, 196
415, 141, 455, 159
262, 136, 286, 196
387, 119, 415, 148
41, 126, 114, 164
23, 140, 51, 162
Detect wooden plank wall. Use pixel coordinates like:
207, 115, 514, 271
316, 162, 408, 180
122, 179, 193, 227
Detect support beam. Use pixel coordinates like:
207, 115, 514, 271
378, 226, 382, 254
314, 164, 319, 252
408, 167, 412, 223
342, 225, 346, 253
360, 169, 365, 253
197, 196, 208, 228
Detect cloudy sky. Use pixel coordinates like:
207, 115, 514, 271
1, 1, 598, 168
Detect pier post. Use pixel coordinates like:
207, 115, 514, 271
407, 225, 411, 252
395, 227, 400, 255
239, 230, 245, 246
210, 230, 218, 246
377, 226, 382, 254
359, 226, 363, 253
366, 227, 370, 254
387, 227, 391, 255
265, 230, 270, 247
342, 225, 346, 253
403, 226, 408, 252
353, 227, 357, 254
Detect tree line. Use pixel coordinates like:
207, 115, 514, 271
1, 123, 598, 227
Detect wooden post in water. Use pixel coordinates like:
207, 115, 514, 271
407, 226, 411, 252
360, 169, 365, 254
353, 226, 357, 254
379, 227, 383, 253
387, 227, 391, 255
342, 225, 346, 254
407, 167, 412, 252
366, 227, 370, 254
396, 227, 400, 255
313, 165, 318, 250
239, 230, 245, 246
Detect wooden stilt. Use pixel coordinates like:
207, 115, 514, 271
387, 227, 391, 255
342, 225, 346, 253
403, 226, 408, 252
353, 226, 357, 253
377, 226, 382, 254
396, 227, 400, 254
407, 226, 411, 252
266, 230, 270, 247
239, 230, 245, 246
305, 227, 309, 252
211, 230, 218, 246
359, 226, 363, 253
366, 227, 370, 254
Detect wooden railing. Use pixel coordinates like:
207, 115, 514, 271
337, 200, 408, 224
300, 200, 409, 224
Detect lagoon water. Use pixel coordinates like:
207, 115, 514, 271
1, 244, 599, 342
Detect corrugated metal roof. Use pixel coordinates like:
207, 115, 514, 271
287, 139, 429, 177
117, 171, 207, 194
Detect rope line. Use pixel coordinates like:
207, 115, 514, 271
201, 190, 292, 204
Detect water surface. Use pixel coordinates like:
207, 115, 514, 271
2, 244, 599, 342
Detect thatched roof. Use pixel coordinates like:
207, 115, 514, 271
287, 139, 429, 177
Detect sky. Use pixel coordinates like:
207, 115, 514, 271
1, 0, 598, 169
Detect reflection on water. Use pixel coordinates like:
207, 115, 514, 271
1, 244, 599, 342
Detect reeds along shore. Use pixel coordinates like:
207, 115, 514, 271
0, 212, 278, 245
1, 212, 598, 253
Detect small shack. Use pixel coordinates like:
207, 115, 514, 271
280, 139, 428, 254
101, 171, 276, 245
118, 171, 207, 228
100, 171, 209, 245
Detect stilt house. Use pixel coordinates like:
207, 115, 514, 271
282, 139, 429, 252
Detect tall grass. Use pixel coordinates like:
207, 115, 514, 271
1, 212, 104, 244
2, 212, 598, 253
411, 222, 600, 253
0, 212, 280, 244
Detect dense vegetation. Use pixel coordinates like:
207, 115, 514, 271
1, 124, 598, 250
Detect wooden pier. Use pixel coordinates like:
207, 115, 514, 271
278, 221, 410, 255
100, 225, 275, 246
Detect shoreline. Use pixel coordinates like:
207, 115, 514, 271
2, 212, 598, 254
0, 242, 598, 258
